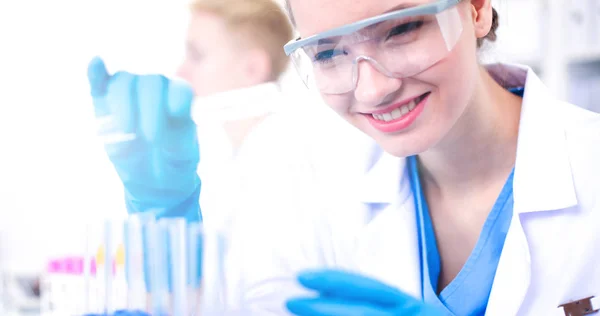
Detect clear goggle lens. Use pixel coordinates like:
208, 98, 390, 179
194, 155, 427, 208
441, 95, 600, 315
289, 4, 463, 94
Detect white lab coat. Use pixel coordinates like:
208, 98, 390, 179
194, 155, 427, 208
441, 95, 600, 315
193, 82, 288, 229
226, 64, 600, 315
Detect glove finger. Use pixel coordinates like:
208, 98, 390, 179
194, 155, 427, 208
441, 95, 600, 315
104, 71, 138, 135
286, 297, 395, 316
162, 119, 198, 165
137, 74, 168, 143
296, 269, 412, 307
87, 56, 110, 97
113, 310, 150, 316
162, 79, 197, 157
87, 56, 111, 116
166, 79, 194, 119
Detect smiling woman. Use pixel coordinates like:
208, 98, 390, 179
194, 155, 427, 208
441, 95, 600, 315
281, 0, 513, 158
231, 0, 600, 315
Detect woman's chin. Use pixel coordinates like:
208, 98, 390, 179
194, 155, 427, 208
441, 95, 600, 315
376, 132, 438, 158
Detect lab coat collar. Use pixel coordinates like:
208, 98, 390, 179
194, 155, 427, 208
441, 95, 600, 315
356, 145, 409, 204
191, 82, 282, 123
194, 81, 283, 177
492, 63, 578, 214
357, 63, 578, 213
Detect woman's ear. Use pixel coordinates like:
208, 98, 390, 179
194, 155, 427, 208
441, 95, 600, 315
470, 0, 494, 40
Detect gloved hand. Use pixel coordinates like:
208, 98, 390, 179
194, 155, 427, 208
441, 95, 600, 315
286, 269, 443, 316
82, 310, 151, 316
87, 57, 201, 222
112, 311, 151, 316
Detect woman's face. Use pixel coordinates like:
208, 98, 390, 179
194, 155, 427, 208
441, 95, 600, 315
290, 0, 484, 157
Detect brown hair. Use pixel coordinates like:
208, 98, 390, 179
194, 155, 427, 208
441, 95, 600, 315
191, 0, 294, 80
284, 1, 500, 48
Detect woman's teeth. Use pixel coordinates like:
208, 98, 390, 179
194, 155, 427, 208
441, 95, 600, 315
371, 98, 418, 122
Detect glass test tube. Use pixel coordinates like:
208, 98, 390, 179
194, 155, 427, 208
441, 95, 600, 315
83, 222, 93, 315
145, 220, 169, 315
166, 219, 188, 316
196, 225, 229, 316
124, 216, 146, 311
103, 220, 115, 314
187, 222, 203, 314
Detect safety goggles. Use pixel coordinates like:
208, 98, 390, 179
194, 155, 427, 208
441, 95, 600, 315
284, 0, 464, 94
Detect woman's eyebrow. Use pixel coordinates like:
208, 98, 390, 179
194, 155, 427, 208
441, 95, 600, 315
294, 1, 424, 41
383, 1, 423, 13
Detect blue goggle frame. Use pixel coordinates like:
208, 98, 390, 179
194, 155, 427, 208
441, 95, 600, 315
283, 0, 462, 56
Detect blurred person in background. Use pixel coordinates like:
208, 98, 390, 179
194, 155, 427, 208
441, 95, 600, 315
177, 0, 296, 227
87, 0, 294, 225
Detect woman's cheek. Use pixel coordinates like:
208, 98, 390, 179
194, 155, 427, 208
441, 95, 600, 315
430, 40, 478, 107
322, 94, 352, 116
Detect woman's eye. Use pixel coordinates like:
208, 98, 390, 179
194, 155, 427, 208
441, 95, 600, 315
313, 49, 346, 63
386, 21, 424, 39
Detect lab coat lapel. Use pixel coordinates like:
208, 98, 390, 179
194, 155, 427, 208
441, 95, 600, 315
352, 149, 422, 299
485, 214, 532, 316
485, 65, 579, 316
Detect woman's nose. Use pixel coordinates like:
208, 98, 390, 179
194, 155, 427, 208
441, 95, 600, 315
353, 60, 402, 106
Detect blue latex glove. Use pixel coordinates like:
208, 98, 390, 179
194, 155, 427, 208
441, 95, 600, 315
112, 311, 152, 316
87, 57, 201, 222
82, 310, 151, 316
286, 269, 443, 316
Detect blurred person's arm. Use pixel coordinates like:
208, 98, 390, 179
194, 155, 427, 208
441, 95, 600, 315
227, 137, 326, 315
221, 110, 338, 315
196, 110, 274, 228
198, 84, 286, 227
223, 103, 378, 314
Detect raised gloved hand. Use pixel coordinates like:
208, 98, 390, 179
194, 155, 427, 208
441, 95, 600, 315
286, 269, 443, 316
87, 57, 201, 222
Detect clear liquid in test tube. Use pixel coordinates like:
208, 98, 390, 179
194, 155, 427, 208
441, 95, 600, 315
165, 219, 188, 316
103, 220, 115, 315
145, 219, 170, 316
187, 222, 203, 315
124, 216, 147, 312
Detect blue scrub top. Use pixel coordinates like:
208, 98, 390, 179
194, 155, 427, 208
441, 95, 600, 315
409, 87, 523, 315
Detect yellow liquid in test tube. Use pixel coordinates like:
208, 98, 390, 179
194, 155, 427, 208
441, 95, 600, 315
96, 246, 105, 266
94, 242, 128, 312
115, 244, 125, 266
114, 243, 127, 309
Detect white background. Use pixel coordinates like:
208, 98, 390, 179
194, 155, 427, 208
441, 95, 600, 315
0, 1, 194, 272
